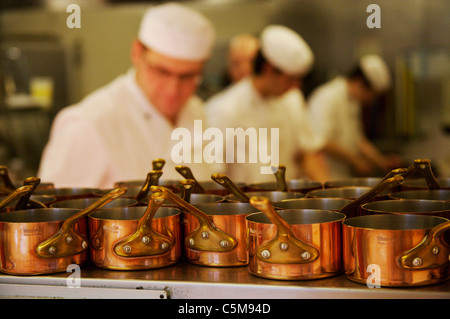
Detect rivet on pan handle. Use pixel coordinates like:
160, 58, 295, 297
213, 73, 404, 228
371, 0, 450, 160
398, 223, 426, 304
151, 185, 237, 252
399, 220, 450, 270
113, 192, 174, 257
273, 164, 288, 192
211, 173, 249, 202
36, 187, 128, 259
249, 196, 319, 264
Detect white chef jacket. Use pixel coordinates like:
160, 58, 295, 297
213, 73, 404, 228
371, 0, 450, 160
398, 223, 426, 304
38, 69, 214, 188
307, 76, 365, 179
205, 77, 324, 184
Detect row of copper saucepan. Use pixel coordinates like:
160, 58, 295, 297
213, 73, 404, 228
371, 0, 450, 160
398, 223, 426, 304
0, 159, 449, 288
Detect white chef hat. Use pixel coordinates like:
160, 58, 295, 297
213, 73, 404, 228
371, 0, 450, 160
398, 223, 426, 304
359, 54, 392, 93
260, 25, 314, 76
138, 2, 216, 61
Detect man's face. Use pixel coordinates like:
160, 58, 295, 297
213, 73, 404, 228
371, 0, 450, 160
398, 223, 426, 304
354, 79, 377, 106
269, 69, 302, 97
132, 41, 204, 122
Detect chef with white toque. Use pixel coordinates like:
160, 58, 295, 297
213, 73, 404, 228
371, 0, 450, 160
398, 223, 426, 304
307, 54, 402, 179
38, 2, 216, 188
205, 25, 330, 184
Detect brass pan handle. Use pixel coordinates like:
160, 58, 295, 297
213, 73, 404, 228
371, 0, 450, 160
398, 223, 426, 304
150, 185, 237, 252
113, 192, 174, 257
273, 164, 288, 192
399, 220, 450, 270
152, 158, 166, 171
175, 165, 205, 193
402, 159, 441, 189
249, 196, 319, 264
36, 187, 128, 258
135, 170, 163, 205
0, 185, 34, 210
211, 173, 249, 202
179, 179, 195, 203
339, 175, 404, 217
15, 177, 41, 211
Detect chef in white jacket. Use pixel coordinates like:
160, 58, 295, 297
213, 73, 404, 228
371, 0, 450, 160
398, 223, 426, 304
308, 54, 402, 179
38, 3, 216, 188
205, 25, 329, 184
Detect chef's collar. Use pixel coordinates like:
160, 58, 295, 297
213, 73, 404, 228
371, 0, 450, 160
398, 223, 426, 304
124, 68, 165, 123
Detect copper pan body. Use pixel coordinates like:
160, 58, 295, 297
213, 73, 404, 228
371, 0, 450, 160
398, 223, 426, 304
0, 208, 88, 275
342, 214, 450, 287
184, 202, 259, 267
246, 209, 345, 280
88, 206, 182, 270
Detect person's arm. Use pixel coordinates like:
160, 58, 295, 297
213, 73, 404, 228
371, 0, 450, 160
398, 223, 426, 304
323, 140, 374, 176
357, 136, 403, 172
298, 150, 330, 183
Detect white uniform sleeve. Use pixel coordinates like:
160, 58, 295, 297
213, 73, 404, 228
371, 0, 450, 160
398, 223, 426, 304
307, 87, 336, 143
283, 90, 325, 152
38, 109, 112, 188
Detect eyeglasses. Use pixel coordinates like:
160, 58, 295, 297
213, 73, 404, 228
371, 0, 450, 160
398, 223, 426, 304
139, 43, 203, 85
145, 63, 203, 85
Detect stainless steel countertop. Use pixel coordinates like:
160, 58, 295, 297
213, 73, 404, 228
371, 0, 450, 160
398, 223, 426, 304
0, 262, 449, 299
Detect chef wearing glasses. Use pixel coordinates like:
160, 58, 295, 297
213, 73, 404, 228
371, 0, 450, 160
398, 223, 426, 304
38, 3, 216, 188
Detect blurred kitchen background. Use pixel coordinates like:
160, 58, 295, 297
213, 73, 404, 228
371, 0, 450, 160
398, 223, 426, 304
0, 0, 449, 182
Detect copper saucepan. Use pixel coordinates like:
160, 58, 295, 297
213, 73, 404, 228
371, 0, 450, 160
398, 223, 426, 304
88, 192, 182, 270
342, 214, 450, 287
0, 188, 127, 275
187, 202, 259, 266
150, 185, 240, 267
246, 197, 345, 280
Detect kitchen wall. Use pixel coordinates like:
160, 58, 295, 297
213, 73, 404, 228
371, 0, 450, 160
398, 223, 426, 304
0, 0, 449, 179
